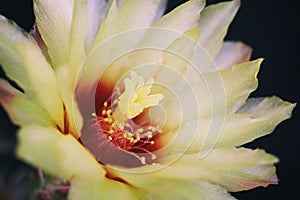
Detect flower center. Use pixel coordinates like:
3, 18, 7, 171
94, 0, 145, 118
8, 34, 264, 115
82, 72, 165, 168
113, 71, 163, 123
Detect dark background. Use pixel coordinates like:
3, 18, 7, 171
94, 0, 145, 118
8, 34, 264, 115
0, 0, 299, 199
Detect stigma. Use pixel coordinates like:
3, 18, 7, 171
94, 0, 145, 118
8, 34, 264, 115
113, 71, 163, 123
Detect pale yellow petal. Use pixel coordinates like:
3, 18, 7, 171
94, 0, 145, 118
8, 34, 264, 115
16, 125, 105, 179
69, 0, 88, 71
114, 147, 277, 193
198, 0, 240, 59
34, 0, 89, 71
191, 96, 295, 151
0, 16, 64, 128
216, 96, 295, 147
128, 0, 205, 68
174, 59, 261, 122
154, 0, 205, 32
144, 181, 236, 200
0, 79, 54, 127
69, 176, 145, 200
56, 66, 82, 138
34, 0, 74, 67
110, 166, 236, 200
56, 0, 88, 136
221, 59, 261, 112
159, 148, 278, 192
93, 0, 161, 48
153, 28, 200, 90
80, 0, 163, 89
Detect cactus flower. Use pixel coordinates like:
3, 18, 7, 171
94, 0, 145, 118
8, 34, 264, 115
0, 0, 295, 199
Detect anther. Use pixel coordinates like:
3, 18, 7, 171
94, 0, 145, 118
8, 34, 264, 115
140, 157, 146, 165
103, 102, 108, 107
146, 131, 153, 138
138, 128, 144, 133
109, 129, 114, 134
113, 99, 119, 105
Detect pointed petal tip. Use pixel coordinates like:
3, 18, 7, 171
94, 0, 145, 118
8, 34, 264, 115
232, 0, 241, 8
253, 148, 279, 163
210, 0, 241, 9
256, 57, 265, 64
237, 165, 279, 191
226, 0, 241, 13
273, 96, 297, 120
231, 58, 263, 74
197, 0, 206, 8
236, 41, 253, 53
269, 95, 297, 111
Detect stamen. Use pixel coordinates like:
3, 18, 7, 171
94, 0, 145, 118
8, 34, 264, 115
91, 100, 162, 165
87, 72, 165, 167
140, 157, 146, 165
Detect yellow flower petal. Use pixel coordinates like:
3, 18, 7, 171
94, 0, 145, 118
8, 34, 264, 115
56, 66, 82, 137
69, 0, 88, 70
189, 96, 295, 152
128, 0, 204, 72
0, 79, 53, 127
168, 148, 278, 192
216, 96, 295, 147
114, 147, 277, 193
179, 59, 261, 119
221, 59, 261, 111
35, 0, 88, 71
34, 0, 73, 67
128, 0, 204, 69
93, 0, 161, 48
110, 166, 236, 200
80, 27, 199, 97
0, 16, 64, 129
154, 0, 205, 32
69, 176, 145, 200
127, 27, 200, 86
34, 0, 88, 137
198, 0, 240, 59
143, 181, 236, 200
16, 124, 105, 179
154, 28, 200, 89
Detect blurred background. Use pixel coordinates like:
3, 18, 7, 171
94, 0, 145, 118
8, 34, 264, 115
0, 0, 299, 199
